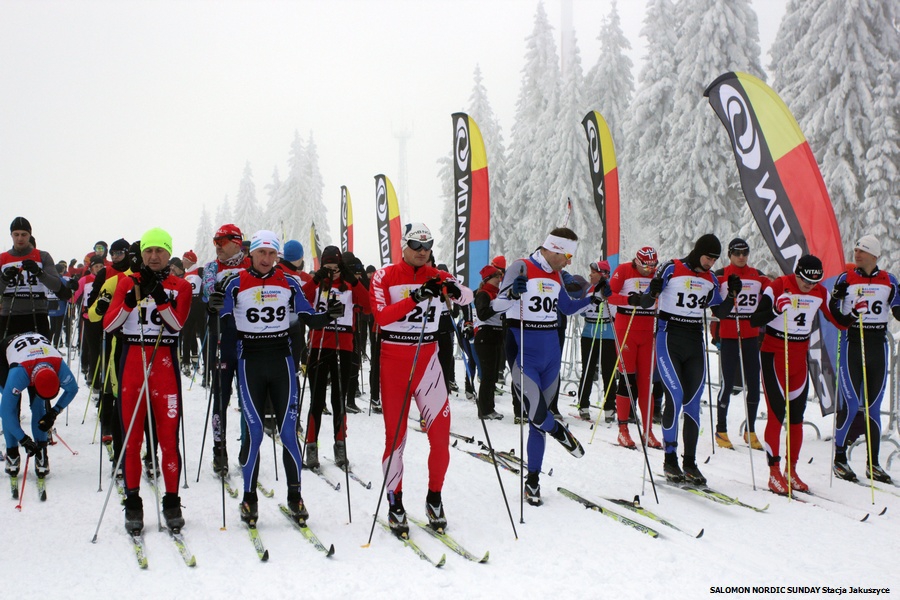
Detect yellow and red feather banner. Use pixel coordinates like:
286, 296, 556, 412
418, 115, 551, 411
705, 71, 843, 414
340, 185, 353, 253
309, 223, 322, 271
582, 110, 620, 270
451, 112, 490, 287
374, 174, 401, 266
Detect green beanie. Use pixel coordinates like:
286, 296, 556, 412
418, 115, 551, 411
140, 227, 173, 254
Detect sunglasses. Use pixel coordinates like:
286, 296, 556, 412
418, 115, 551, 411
407, 239, 433, 251
213, 236, 241, 247
637, 261, 658, 269
94, 245, 106, 253
110, 250, 126, 258
730, 250, 749, 257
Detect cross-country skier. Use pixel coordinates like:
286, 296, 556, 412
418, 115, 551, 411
645, 234, 739, 485
749, 254, 842, 494
574, 260, 616, 422
473, 265, 505, 420
1, 332, 78, 480
213, 230, 338, 525
712, 238, 769, 450
829, 235, 899, 484
103, 227, 192, 533
369, 223, 473, 535
492, 227, 593, 506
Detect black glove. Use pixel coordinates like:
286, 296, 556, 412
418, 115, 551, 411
38, 407, 60, 432
21, 259, 42, 276
149, 282, 169, 305
462, 322, 474, 340
94, 290, 112, 315
727, 274, 742, 298
648, 277, 663, 298
627, 293, 642, 307
66, 277, 80, 291
128, 251, 142, 273
594, 277, 612, 300
411, 277, 442, 303
509, 275, 528, 300
443, 280, 462, 301
312, 267, 332, 285
2, 266, 19, 285
208, 291, 225, 312
831, 280, 849, 300
20, 435, 38, 457
133, 266, 159, 297
339, 263, 357, 285
326, 297, 344, 320
124, 288, 138, 309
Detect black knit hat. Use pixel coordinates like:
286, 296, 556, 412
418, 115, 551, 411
795, 255, 823, 283
321, 246, 342, 265
728, 238, 749, 255
110, 238, 130, 253
10, 217, 31, 233
693, 234, 721, 258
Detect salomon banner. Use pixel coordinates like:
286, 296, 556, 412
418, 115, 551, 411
451, 112, 490, 287
340, 185, 353, 253
309, 223, 322, 271
374, 174, 402, 267
582, 110, 620, 270
705, 71, 844, 415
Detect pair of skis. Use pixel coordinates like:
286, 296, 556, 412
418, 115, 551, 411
376, 515, 489, 567
129, 527, 197, 570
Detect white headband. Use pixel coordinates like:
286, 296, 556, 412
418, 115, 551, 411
542, 234, 578, 257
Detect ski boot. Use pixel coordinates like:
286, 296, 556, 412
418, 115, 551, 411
345, 402, 361, 414
5, 449, 20, 477
143, 453, 160, 480
578, 407, 591, 421
785, 463, 808, 493
333, 441, 348, 469
425, 490, 447, 532
34, 442, 50, 478
370, 399, 383, 414
714, 432, 734, 450
550, 423, 584, 457
768, 464, 790, 495
387, 491, 409, 537
646, 429, 663, 449
663, 452, 685, 483
743, 431, 763, 450
617, 424, 636, 449
305, 442, 320, 470
286, 496, 309, 525
212, 443, 229, 477
683, 459, 707, 486
604, 409, 615, 424
524, 472, 542, 506
124, 493, 144, 534
240, 493, 259, 525
448, 381, 459, 393
866, 463, 892, 484
162, 493, 185, 531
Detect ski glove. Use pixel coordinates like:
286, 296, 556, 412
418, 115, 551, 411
443, 280, 463, 301
509, 275, 528, 300
411, 277, 442, 303
775, 294, 792, 314
2, 266, 19, 285
21, 259, 42, 276
38, 407, 60, 433
462, 322, 474, 340
727, 274, 742, 298
648, 277, 663, 298
831, 280, 849, 300
20, 435, 38, 457
325, 297, 345, 320
312, 267, 333, 285
94, 290, 112, 316
851, 299, 868, 316
627, 293, 642, 307
339, 263, 357, 285
207, 291, 225, 312
133, 266, 159, 297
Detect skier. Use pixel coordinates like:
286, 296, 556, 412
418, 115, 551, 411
749, 254, 842, 494
202, 224, 249, 476
369, 223, 473, 535
302, 245, 370, 470
607, 247, 663, 448
473, 264, 505, 419
712, 238, 769, 450
277, 240, 312, 374
214, 230, 338, 525
829, 235, 899, 484
491, 227, 593, 506
1, 332, 78, 480
180, 250, 204, 377
103, 227, 192, 533
0, 217, 65, 338
646, 234, 739, 484
576, 260, 616, 422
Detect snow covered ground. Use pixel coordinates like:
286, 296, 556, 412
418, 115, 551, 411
3, 348, 898, 599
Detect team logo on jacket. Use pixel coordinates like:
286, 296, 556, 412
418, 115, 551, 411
254, 289, 281, 304
536, 281, 556, 293
682, 280, 705, 292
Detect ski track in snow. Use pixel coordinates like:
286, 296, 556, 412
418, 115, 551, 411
2, 355, 898, 598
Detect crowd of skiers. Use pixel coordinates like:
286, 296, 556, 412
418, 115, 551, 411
2, 214, 897, 538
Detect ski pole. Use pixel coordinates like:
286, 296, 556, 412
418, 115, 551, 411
575, 304, 604, 409
702, 311, 716, 454
333, 319, 351, 524
445, 297, 517, 539
858, 312, 876, 504
15, 454, 30, 511
783, 308, 792, 500
517, 266, 525, 525
135, 286, 164, 532
735, 321, 757, 490
590, 306, 638, 443
364, 297, 433, 547
51, 428, 78, 455
195, 315, 218, 483
829, 330, 842, 488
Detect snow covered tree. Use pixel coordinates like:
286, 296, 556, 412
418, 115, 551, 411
502, 1, 561, 259
548, 34, 597, 267
301, 132, 331, 247
622, 0, 678, 256
264, 167, 283, 236
193, 204, 214, 264
435, 153, 454, 267
266, 131, 328, 246
585, 1, 634, 149
232, 162, 261, 237
862, 67, 900, 258
662, 0, 765, 262
214, 195, 233, 230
